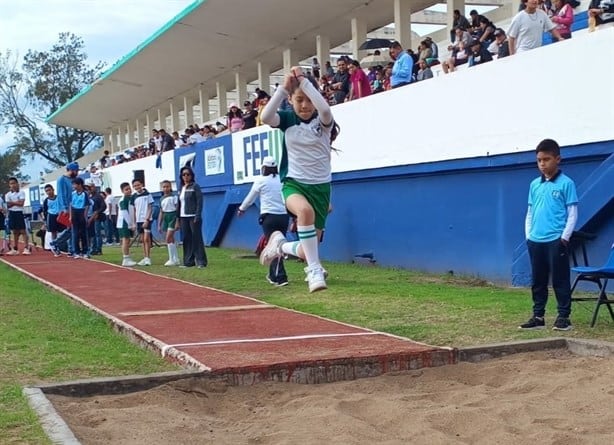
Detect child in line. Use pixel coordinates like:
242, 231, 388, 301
131, 178, 154, 266
69, 177, 90, 258
5, 177, 31, 255
520, 138, 578, 331
0, 194, 7, 255
158, 180, 180, 266
259, 66, 336, 292
42, 184, 64, 256
117, 182, 137, 267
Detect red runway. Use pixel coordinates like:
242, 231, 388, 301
2, 253, 456, 383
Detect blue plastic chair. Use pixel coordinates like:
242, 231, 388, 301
570, 245, 614, 327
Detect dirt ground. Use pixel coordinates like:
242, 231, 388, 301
49, 350, 614, 445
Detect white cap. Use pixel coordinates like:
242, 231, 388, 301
262, 156, 277, 168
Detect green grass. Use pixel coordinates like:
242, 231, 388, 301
2, 245, 613, 443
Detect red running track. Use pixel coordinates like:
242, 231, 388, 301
1, 252, 456, 383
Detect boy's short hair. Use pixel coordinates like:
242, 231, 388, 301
72, 177, 84, 186
120, 182, 131, 190
131, 178, 143, 185
535, 138, 560, 156
44, 184, 54, 190
161, 180, 171, 186
8, 176, 18, 183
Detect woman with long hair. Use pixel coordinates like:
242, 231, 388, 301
177, 166, 207, 268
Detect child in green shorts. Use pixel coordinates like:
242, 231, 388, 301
117, 182, 137, 267
158, 180, 180, 266
259, 66, 336, 293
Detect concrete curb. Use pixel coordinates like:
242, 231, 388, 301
23, 387, 81, 445
458, 337, 568, 363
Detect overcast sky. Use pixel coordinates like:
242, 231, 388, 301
0, 0, 194, 179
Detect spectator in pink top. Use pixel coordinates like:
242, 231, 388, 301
551, 0, 574, 39
226, 103, 244, 133
347, 60, 372, 101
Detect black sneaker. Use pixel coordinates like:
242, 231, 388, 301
519, 316, 545, 330
552, 317, 573, 331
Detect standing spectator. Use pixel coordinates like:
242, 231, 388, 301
330, 58, 350, 103
178, 166, 207, 268
69, 177, 89, 259
451, 9, 470, 42
259, 66, 335, 292
416, 60, 433, 81
88, 164, 103, 191
117, 182, 137, 267
87, 180, 105, 256
508, 0, 563, 55
99, 150, 110, 169
104, 187, 119, 245
242, 101, 258, 129
158, 129, 175, 151
588, 0, 614, 30
158, 180, 180, 266
551, 0, 574, 39
131, 178, 154, 266
311, 57, 321, 79
5, 177, 30, 255
226, 103, 244, 133
347, 60, 372, 100
51, 162, 80, 256
237, 156, 289, 286
519, 139, 578, 331
389, 41, 413, 87
42, 184, 63, 256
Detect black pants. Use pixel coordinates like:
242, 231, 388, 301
261, 213, 289, 284
180, 216, 207, 267
527, 239, 572, 318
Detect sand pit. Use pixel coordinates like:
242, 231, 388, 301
48, 350, 614, 444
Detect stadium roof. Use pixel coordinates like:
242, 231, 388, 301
48, 0, 437, 134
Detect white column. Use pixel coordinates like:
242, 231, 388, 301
351, 17, 368, 61
116, 127, 124, 150
125, 121, 133, 148
235, 72, 248, 108
107, 132, 115, 153
257, 62, 270, 96
316, 35, 331, 76
145, 113, 153, 137
170, 101, 180, 133
135, 118, 144, 145
183, 96, 194, 128
394, 0, 412, 51
198, 88, 209, 123
155, 109, 163, 130
216, 82, 227, 119
282, 48, 297, 73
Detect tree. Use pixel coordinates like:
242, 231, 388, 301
0, 32, 106, 169
0, 147, 29, 194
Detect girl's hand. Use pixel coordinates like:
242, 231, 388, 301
291, 66, 304, 78
283, 73, 295, 91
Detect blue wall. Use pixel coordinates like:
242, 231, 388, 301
208, 140, 614, 285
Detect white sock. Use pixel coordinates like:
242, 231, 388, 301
297, 225, 319, 269
281, 241, 300, 257
169, 243, 179, 262
167, 244, 173, 261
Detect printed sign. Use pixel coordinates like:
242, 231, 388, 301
231, 125, 283, 184
205, 146, 224, 175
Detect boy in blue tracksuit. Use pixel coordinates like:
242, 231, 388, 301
520, 139, 578, 331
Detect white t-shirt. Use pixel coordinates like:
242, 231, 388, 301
5, 190, 25, 212
160, 195, 178, 213
508, 9, 555, 53
89, 171, 103, 187
105, 195, 117, 216
131, 190, 154, 222
239, 174, 286, 215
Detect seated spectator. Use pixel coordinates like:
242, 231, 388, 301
588, 0, 614, 30
451, 9, 470, 43
347, 59, 372, 100
242, 101, 258, 129
550, 0, 574, 39
172, 131, 185, 148
467, 39, 493, 67
417, 40, 433, 64
383, 64, 393, 91
488, 28, 510, 58
226, 104, 244, 133
416, 60, 433, 81
201, 125, 215, 140
442, 26, 471, 73
424, 36, 439, 65
476, 16, 496, 47
469, 9, 486, 36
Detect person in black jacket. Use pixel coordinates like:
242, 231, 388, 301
177, 166, 207, 268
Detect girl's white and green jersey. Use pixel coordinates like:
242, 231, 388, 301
276, 111, 333, 185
